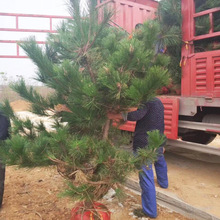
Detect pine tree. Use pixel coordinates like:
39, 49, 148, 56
157, 0, 182, 85
0, 0, 168, 208
195, 0, 220, 13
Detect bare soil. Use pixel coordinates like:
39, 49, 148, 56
10, 100, 31, 112
165, 152, 220, 217
0, 165, 191, 220
0, 100, 219, 220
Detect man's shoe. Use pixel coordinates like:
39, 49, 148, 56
133, 208, 157, 218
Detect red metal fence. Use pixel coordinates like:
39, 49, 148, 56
1, 1, 157, 58
0, 12, 71, 58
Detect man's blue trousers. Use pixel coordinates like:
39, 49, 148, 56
139, 155, 168, 218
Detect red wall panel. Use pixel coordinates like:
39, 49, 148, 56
98, 0, 157, 33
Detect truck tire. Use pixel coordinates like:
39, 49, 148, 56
181, 114, 220, 144
181, 131, 216, 144
0, 161, 5, 208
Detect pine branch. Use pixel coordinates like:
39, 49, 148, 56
10, 79, 54, 116
19, 39, 67, 92
0, 99, 16, 120
68, 0, 85, 41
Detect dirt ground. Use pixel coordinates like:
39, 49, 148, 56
0, 100, 220, 220
10, 100, 31, 112
0, 165, 192, 220
164, 152, 220, 217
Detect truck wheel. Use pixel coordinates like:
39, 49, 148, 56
0, 161, 5, 208
181, 114, 220, 144
181, 131, 216, 144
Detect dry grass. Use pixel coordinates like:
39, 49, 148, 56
0, 85, 54, 102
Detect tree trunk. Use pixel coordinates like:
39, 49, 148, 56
103, 119, 110, 140
85, 55, 96, 83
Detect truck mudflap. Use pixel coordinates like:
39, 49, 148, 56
112, 96, 179, 140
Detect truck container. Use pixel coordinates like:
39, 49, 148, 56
99, 0, 220, 144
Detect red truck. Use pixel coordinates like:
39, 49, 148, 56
98, 0, 220, 148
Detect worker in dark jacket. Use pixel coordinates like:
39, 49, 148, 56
0, 112, 10, 208
123, 97, 168, 218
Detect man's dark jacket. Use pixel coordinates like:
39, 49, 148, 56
0, 113, 10, 141
127, 98, 164, 152
0, 113, 10, 208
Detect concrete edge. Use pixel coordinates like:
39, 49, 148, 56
125, 178, 220, 220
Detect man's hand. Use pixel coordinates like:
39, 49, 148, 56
121, 112, 128, 121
